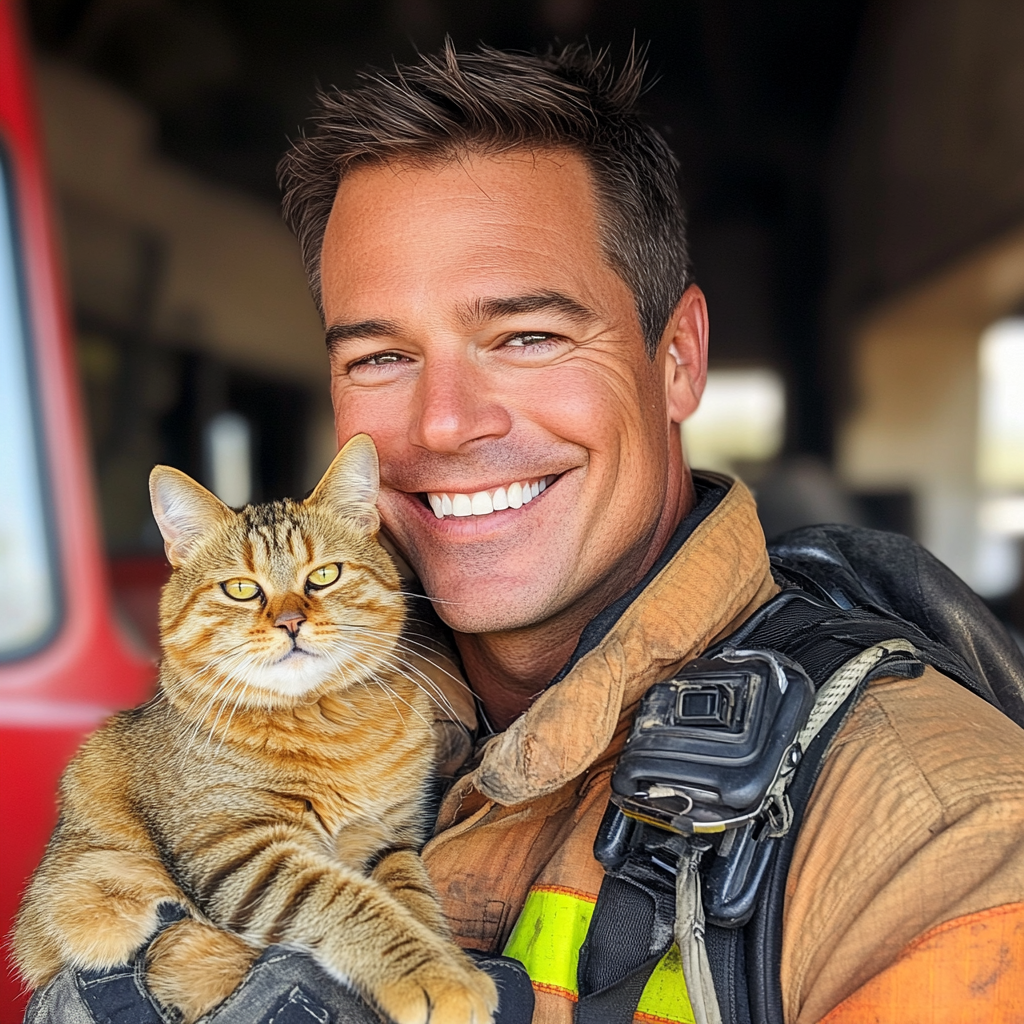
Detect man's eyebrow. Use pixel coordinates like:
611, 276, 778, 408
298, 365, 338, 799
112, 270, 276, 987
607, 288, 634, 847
461, 291, 599, 327
325, 318, 401, 354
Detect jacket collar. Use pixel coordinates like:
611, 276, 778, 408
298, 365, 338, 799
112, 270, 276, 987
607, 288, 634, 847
462, 473, 777, 807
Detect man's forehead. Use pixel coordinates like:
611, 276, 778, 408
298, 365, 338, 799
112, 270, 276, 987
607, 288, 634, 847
318, 148, 627, 326
322, 149, 602, 254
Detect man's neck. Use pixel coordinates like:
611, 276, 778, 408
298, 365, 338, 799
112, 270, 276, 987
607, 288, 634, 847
454, 467, 696, 731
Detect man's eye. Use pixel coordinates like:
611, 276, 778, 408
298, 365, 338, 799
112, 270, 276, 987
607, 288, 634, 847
350, 351, 406, 368
503, 332, 557, 348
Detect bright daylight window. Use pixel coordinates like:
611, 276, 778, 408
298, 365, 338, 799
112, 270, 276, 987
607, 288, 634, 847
0, 146, 59, 660
205, 410, 253, 508
682, 367, 786, 473
975, 318, 1024, 597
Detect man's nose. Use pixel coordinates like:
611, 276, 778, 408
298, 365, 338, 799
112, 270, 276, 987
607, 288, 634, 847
410, 358, 512, 453
274, 610, 306, 638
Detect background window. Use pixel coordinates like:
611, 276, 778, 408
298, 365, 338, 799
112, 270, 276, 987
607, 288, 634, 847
682, 367, 786, 473
975, 318, 1024, 598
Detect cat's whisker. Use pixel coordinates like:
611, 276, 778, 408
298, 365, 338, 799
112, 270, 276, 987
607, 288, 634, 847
325, 631, 465, 721
183, 660, 253, 760
212, 676, 251, 752
336, 625, 474, 695
324, 636, 430, 728
323, 640, 410, 725
374, 679, 434, 729
396, 590, 465, 606
324, 637, 446, 729
172, 642, 252, 700
385, 655, 463, 722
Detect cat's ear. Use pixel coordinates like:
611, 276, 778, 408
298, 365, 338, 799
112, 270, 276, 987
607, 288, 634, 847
149, 466, 234, 566
308, 433, 380, 533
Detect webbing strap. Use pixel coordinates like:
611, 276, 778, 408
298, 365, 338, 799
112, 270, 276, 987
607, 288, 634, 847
674, 842, 722, 1024
761, 638, 918, 837
799, 639, 917, 749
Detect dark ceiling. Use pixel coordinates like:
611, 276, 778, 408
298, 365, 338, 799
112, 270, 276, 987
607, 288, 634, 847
26, 0, 871, 455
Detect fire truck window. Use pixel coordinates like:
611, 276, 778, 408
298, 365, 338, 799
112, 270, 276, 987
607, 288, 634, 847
0, 150, 58, 660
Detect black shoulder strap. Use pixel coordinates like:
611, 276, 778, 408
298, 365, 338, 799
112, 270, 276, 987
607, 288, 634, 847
579, 522, 1024, 1024
769, 524, 1024, 724
703, 587, 934, 1024
576, 840, 678, 1024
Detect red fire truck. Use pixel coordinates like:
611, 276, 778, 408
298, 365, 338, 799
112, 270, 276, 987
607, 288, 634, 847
0, 3, 155, 1019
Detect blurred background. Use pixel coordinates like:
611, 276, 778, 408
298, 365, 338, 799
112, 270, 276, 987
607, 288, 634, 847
20, 0, 1024, 647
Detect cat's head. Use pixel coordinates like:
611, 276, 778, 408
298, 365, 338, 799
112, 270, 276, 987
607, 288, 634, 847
149, 434, 405, 711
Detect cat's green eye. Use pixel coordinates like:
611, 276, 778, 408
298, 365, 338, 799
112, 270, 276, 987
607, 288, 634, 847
307, 563, 342, 590
222, 578, 262, 601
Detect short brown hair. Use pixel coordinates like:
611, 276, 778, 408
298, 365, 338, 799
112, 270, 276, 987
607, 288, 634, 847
278, 41, 691, 356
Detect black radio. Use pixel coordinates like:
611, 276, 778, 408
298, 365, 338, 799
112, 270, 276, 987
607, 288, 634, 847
597, 649, 816, 927
610, 649, 815, 835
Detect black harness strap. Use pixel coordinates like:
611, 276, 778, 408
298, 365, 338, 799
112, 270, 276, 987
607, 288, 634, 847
576, 831, 681, 1024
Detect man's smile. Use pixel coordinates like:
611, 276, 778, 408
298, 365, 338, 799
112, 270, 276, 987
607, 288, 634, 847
424, 474, 560, 519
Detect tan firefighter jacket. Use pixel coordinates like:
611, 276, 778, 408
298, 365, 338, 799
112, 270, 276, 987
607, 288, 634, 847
419, 475, 1024, 1024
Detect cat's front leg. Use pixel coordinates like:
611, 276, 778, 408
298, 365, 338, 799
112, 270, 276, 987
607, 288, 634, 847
14, 848, 184, 986
146, 918, 259, 1023
309, 869, 498, 1024
371, 848, 451, 937
191, 835, 496, 1024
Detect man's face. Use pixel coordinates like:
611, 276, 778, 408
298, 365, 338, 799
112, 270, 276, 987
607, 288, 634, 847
322, 150, 698, 634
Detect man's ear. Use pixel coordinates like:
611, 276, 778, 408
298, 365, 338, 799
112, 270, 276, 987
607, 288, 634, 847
149, 466, 234, 567
661, 284, 710, 424
307, 433, 381, 534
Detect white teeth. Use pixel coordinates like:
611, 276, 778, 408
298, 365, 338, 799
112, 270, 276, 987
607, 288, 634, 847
426, 476, 554, 519
471, 491, 493, 515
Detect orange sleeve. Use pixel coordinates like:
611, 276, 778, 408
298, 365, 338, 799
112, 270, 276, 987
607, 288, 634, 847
820, 903, 1024, 1024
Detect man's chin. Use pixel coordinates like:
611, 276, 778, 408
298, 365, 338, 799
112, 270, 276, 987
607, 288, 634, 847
418, 572, 568, 636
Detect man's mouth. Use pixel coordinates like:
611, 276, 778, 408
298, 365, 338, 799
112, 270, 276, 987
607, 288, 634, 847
425, 475, 558, 519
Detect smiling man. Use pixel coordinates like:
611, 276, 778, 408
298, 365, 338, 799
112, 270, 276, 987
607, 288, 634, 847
272, 42, 1024, 1024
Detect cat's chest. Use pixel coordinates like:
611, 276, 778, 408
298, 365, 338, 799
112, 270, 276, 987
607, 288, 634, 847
303, 786, 410, 870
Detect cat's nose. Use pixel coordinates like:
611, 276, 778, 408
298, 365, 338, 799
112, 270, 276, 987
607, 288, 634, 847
275, 610, 306, 638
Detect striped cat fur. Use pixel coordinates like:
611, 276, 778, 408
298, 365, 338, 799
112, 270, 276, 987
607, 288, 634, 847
13, 434, 497, 1024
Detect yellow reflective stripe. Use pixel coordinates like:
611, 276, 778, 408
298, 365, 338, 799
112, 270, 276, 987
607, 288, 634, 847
503, 886, 695, 1024
637, 944, 695, 1024
503, 886, 596, 998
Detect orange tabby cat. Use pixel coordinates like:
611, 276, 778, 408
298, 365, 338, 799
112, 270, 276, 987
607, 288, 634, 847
13, 434, 496, 1024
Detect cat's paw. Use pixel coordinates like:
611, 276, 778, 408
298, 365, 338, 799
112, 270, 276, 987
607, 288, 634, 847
372, 951, 498, 1024
146, 919, 258, 1024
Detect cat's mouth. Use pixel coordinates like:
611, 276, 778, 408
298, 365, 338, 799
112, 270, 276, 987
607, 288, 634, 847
278, 644, 315, 662
421, 474, 559, 520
